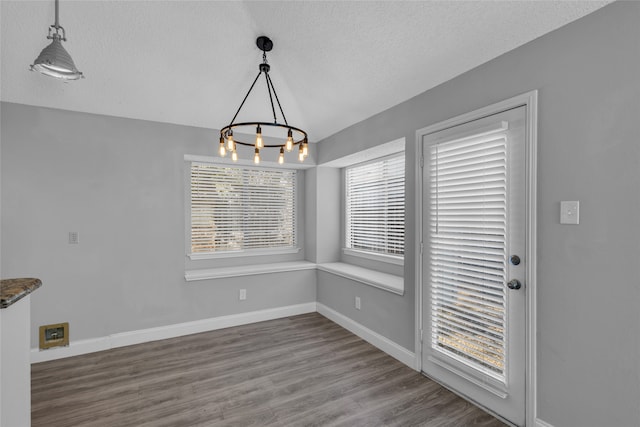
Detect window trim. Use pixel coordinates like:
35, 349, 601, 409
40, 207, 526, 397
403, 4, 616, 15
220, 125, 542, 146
185, 155, 301, 260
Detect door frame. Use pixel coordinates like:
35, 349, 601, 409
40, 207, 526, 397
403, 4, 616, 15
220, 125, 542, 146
414, 90, 538, 426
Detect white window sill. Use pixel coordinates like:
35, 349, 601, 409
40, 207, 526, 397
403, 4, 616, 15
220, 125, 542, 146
317, 262, 404, 296
342, 248, 404, 266
185, 261, 316, 281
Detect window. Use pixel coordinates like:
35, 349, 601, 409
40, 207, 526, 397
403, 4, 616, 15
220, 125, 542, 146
345, 153, 405, 259
190, 163, 296, 256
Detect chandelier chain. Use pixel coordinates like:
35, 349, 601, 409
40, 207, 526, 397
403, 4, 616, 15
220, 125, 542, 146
266, 73, 289, 126
265, 72, 278, 124
228, 71, 262, 129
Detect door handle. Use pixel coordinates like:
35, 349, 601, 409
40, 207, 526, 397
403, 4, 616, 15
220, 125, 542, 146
507, 279, 522, 290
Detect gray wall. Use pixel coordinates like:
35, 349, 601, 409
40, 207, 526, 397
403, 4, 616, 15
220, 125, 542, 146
0, 104, 316, 347
315, 2, 640, 426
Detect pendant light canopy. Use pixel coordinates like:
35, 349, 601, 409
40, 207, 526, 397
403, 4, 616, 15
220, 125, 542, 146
219, 36, 307, 164
30, 0, 83, 80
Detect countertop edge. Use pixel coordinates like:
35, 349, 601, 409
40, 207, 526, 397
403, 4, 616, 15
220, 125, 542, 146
0, 278, 42, 309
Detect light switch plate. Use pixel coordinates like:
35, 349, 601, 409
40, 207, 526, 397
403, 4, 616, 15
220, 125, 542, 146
560, 201, 579, 224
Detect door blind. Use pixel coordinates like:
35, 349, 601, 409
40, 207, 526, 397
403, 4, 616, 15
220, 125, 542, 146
345, 154, 405, 256
429, 132, 507, 381
191, 163, 296, 254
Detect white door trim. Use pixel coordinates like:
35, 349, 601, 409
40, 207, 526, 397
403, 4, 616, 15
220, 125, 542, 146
414, 90, 538, 426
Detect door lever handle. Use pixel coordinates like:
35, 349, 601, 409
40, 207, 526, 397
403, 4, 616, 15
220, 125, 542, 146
507, 279, 522, 290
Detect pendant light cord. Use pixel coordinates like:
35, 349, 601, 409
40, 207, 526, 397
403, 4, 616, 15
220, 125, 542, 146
48, 0, 66, 40
54, 0, 60, 29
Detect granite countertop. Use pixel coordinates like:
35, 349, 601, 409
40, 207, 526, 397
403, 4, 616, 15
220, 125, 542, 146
0, 278, 42, 309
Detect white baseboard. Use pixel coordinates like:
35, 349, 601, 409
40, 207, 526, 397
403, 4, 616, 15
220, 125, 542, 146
32, 302, 416, 371
535, 418, 555, 427
31, 302, 317, 363
316, 303, 416, 370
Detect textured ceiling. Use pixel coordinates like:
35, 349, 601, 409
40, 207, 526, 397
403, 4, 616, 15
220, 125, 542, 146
1, 1, 610, 142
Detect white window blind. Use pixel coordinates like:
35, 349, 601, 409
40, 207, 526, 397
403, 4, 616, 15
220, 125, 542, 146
429, 132, 507, 381
190, 163, 296, 254
345, 154, 405, 257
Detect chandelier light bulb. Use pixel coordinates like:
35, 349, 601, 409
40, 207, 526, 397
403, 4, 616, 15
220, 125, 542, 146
219, 141, 227, 157
231, 150, 238, 162
227, 131, 235, 151
278, 147, 285, 165
254, 148, 261, 164
285, 129, 294, 152
298, 144, 305, 162
302, 141, 308, 157
256, 125, 264, 149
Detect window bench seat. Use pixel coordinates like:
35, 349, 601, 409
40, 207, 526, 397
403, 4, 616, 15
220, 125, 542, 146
185, 261, 317, 281
185, 261, 404, 296
317, 262, 404, 295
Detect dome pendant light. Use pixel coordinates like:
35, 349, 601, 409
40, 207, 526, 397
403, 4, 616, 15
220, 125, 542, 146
30, 0, 84, 80
219, 36, 308, 165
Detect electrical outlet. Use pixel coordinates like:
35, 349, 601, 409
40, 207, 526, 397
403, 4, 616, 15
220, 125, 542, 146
355, 296, 361, 310
68, 231, 79, 244
239, 289, 247, 301
39, 322, 69, 349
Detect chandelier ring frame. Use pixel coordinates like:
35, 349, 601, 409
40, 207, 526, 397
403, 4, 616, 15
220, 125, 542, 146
220, 122, 307, 148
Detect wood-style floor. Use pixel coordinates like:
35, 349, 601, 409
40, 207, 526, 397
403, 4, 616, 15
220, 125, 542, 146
32, 313, 506, 427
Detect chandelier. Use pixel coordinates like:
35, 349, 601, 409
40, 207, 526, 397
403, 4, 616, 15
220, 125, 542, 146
219, 36, 308, 165
30, 0, 83, 80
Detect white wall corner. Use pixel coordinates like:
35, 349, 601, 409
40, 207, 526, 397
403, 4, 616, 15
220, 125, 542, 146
316, 303, 416, 370
31, 302, 317, 364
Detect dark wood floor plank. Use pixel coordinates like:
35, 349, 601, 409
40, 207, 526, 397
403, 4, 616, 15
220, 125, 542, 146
32, 313, 506, 427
